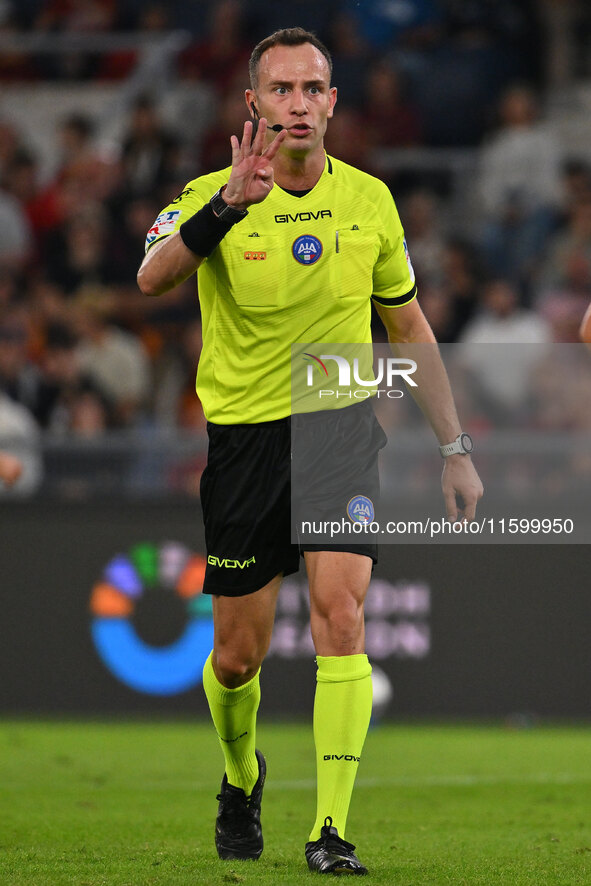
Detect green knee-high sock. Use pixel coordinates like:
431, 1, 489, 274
309, 653, 373, 841
202, 652, 261, 796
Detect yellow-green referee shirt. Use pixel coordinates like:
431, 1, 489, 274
146, 155, 416, 424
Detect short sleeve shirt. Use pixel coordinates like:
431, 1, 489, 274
146, 155, 416, 423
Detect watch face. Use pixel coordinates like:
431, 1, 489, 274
460, 433, 474, 453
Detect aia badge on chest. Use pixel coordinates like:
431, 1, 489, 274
292, 234, 323, 265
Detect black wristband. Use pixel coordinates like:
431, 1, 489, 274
179, 202, 235, 258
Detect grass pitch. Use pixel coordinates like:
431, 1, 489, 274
1, 720, 590, 885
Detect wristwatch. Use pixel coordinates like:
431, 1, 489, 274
210, 186, 248, 223
439, 432, 474, 458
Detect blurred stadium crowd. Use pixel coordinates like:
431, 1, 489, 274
1, 0, 591, 495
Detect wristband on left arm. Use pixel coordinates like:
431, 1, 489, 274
178, 188, 248, 257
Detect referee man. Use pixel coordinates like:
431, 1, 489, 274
138, 28, 483, 876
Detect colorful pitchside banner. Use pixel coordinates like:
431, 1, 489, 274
0, 501, 588, 718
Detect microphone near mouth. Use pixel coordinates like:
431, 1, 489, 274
250, 102, 284, 133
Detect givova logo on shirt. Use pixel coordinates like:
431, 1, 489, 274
292, 234, 323, 265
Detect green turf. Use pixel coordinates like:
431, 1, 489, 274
1, 721, 590, 885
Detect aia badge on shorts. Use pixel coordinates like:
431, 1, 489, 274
292, 234, 323, 265
347, 495, 374, 524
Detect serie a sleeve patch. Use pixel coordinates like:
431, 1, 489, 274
145, 210, 182, 251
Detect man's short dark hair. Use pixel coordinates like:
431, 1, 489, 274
249, 27, 333, 89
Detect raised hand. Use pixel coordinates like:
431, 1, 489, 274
223, 119, 286, 210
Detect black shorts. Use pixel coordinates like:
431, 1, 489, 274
200, 400, 386, 597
